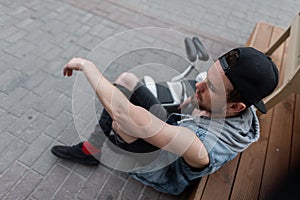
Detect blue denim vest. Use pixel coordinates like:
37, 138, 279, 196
129, 107, 260, 195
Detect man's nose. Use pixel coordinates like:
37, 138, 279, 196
195, 81, 206, 92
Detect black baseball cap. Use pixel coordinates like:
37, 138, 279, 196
218, 47, 279, 114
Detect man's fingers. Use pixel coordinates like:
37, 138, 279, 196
68, 69, 72, 76
63, 66, 68, 76
62, 67, 73, 77
63, 58, 86, 77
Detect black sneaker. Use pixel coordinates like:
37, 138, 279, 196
51, 142, 100, 166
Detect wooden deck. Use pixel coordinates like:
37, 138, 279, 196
188, 21, 300, 200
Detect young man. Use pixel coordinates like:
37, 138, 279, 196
51, 47, 279, 195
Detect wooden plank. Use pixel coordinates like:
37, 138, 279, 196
201, 156, 239, 200
259, 26, 296, 198
259, 93, 295, 199
290, 94, 300, 171
231, 24, 284, 199
246, 22, 273, 51
277, 37, 289, 87
268, 28, 286, 73
230, 110, 274, 200
284, 12, 300, 85
265, 26, 290, 56
263, 35, 290, 111
187, 176, 208, 200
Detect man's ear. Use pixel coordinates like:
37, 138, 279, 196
227, 102, 247, 114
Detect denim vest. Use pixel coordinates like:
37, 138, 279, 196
129, 106, 260, 195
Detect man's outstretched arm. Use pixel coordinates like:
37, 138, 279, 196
63, 58, 209, 168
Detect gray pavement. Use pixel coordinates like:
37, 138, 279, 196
0, 0, 299, 199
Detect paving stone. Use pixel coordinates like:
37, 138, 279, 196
72, 117, 97, 141
77, 166, 111, 200
34, 89, 71, 119
14, 54, 47, 76
20, 114, 53, 144
0, 26, 19, 40
58, 158, 77, 171
5, 28, 27, 43
53, 172, 85, 200
60, 42, 83, 59
4, 170, 42, 200
46, 20, 69, 35
0, 69, 28, 94
73, 33, 103, 51
10, 6, 30, 18
0, 86, 26, 108
79, 12, 94, 23
96, 173, 125, 200
31, 139, 58, 176
159, 193, 179, 200
54, 3, 71, 14
57, 121, 78, 145
27, 197, 38, 200
9, 91, 41, 117
0, 113, 18, 133
27, 0, 50, 12
101, 18, 122, 30
0, 53, 19, 74
120, 177, 144, 200
29, 38, 56, 59
19, 134, 53, 167
23, 71, 52, 91
58, 10, 81, 26
4, 40, 37, 59
23, 29, 47, 45
32, 164, 70, 200
53, 74, 75, 96
0, 162, 28, 200
0, 132, 16, 153
15, 16, 36, 28
0, 133, 28, 173
45, 93, 71, 119
0, 111, 5, 124
7, 109, 40, 137
73, 164, 96, 179
44, 110, 73, 138
43, 46, 65, 61
0, 108, 5, 116
42, 58, 67, 76
138, 186, 161, 200
76, 47, 91, 59
48, 32, 76, 50
32, 75, 60, 97
40, 10, 60, 22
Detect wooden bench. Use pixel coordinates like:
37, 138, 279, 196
187, 12, 300, 200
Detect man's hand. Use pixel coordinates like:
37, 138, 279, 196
178, 96, 192, 110
63, 57, 94, 77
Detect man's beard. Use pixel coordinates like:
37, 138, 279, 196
190, 95, 211, 112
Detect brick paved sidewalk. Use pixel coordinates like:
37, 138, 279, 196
0, 0, 299, 199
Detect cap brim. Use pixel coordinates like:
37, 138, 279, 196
254, 100, 267, 114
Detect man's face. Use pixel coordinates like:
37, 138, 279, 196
194, 60, 234, 114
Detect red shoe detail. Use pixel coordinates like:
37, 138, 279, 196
82, 141, 101, 155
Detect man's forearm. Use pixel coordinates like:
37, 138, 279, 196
81, 61, 128, 119
81, 61, 160, 139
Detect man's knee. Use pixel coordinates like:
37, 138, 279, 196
115, 72, 139, 91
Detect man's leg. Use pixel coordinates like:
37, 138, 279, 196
51, 72, 167, 165
88, 72, 167, 153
